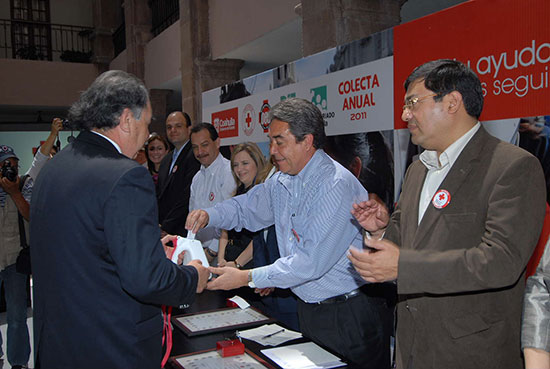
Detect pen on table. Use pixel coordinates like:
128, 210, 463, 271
262, 329, 285, 339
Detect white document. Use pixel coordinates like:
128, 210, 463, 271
238, 324, 302, 346
228, 295, 250, 309
175, 350, 266, 369
261, 342, 345, 369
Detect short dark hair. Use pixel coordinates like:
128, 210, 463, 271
404, 59, 484, 119
166, 111, 192, 127
182, 112, 192, 127
268, 97, 326, 149
67, 70, 149, 130
190, 122, 219, 141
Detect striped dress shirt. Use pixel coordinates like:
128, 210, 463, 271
207, 149, 368, 303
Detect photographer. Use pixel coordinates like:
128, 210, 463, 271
26, 117, 63, 181
0, 145, 31, 369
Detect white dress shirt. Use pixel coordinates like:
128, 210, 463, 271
189, 153, 236, 252
418, 123, 480, 223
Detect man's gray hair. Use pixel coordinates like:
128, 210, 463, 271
269, 98, 326, 149
67, 70, 149, 130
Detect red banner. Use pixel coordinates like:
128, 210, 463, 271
394, 0, 550, 129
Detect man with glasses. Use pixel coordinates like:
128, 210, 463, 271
349, 59, 546, 369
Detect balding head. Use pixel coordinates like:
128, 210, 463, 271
165, 111, 191, 149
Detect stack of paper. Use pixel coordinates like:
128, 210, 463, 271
261, 342, 345, 369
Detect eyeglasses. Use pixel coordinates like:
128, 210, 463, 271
402, 93, 437, 112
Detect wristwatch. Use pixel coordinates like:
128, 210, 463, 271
247, 270, 256, 288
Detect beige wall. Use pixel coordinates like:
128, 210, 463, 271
0, 58, 98, 107
144, 20, 181, 89
50, 0, 94, 26
209, 0, 301, 59
110, 49, 127, 72
0, 0, 93, 26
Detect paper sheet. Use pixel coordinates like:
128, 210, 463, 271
238, 324, 302, 346
261, 342, 345, 369
174, 350, 266, 369
228, 295, 250, 309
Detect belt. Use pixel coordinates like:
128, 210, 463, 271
316, 288, 362, 305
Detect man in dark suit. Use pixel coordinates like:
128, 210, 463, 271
30, 70, 209, 369
157, 111, 200, 237
349, 59, 546, 369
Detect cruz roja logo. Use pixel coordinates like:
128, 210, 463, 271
242, 104, 255, 136
310, 85, 335, 125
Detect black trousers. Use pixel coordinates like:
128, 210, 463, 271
297, 283, 395, 369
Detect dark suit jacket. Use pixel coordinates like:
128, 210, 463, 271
30, 131, 199, 369
387, 127, 546, 369
157, 142, 199, 237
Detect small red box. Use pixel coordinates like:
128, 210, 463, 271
216, 339, 245, 357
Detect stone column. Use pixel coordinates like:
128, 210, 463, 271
180, 0, 243, 124
300, 0, 405, 57
123, 0, 152, 80
91, 0, 119, 73
149, 89, 173, 135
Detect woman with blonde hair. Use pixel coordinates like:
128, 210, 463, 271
217, 142, 269, 269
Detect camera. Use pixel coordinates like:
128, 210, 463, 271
62, 119, 72, 129
1, 160, 17, 182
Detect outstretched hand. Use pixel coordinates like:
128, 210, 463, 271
206, 266, 248, 290
351, 193, 389, 238
185, 209, 209, 234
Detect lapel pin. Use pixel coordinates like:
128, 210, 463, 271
432, 189, 451, 209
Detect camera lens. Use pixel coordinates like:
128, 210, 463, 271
1, 161, 17, 182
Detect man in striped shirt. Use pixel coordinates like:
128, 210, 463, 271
187, 98, 394, 369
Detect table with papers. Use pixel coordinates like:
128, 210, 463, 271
167, 290, 348, 369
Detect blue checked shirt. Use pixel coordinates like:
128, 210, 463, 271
206, 149, 368, 303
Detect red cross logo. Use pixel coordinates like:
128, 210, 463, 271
432, 189, 451, 209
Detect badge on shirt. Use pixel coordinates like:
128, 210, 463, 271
209, 192, 215, 201
432, 189, 451, 209
172, 165, 178, 174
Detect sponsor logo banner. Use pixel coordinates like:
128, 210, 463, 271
212, 107, 239, 138
203, 56, 394, 145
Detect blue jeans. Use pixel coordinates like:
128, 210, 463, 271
0, 264, 30, 366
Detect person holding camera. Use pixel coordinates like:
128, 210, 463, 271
25, 118, 63, 181
0, 145, 31, 369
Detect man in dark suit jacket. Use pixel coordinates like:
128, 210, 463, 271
30, 70, 209, 369
157, 111, 200, 237
349, 60, 546, 369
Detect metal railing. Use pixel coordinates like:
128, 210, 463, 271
150, 0, 179, 36
0, 19, 94, 63
113, 20, 125, 58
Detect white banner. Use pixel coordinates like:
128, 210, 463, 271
202, 56, 394, 145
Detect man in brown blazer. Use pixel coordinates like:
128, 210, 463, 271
349, 59, 546, 369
